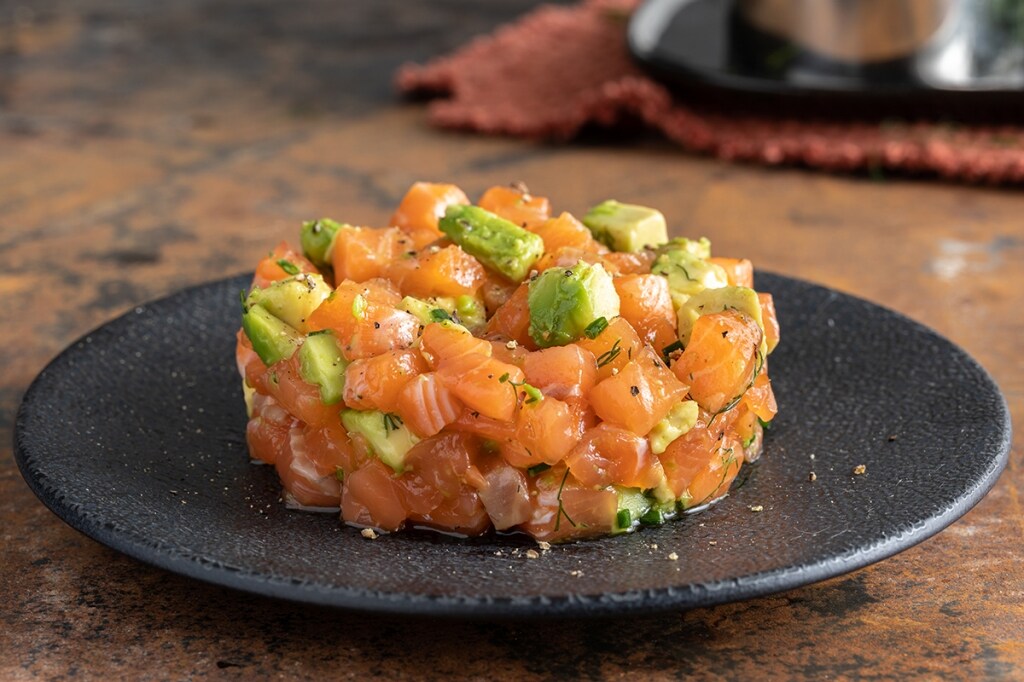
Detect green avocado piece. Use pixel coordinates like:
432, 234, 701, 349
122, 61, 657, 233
398, 294, 485, 330
676, 285, 766, 358
454, 294, 486, 330
582, 200, 668, 252
298, 332, 348, 404
341, 410, 420, 473
651, 249, 729, 309
639, 497, 678, 526
299, 218, 348, 269
656, 236, 711, 260
397, 296, 436, 325
527, 261, 620, 348
613, 487, 652, 534
246, 273, 332, 332
439, 205, 544, 282
242, 303, 302, 366
648, 400, 699, 455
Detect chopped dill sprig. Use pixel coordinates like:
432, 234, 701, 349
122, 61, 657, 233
382, 412, 404, 434
554, 468, 577, 531
584, 317, 609, 339
596, 338, 622, 368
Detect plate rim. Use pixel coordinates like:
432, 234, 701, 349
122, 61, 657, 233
13, 272, 1012, 619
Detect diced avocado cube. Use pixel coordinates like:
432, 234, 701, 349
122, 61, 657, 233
242, 380, 256, 418
299, 218, 348, 269
246, 273, 332, 332
651, 249, 729, 309
398, 295, 483, 332
527, 261, 620, 348
676, 285, 766, 358
439, 205, 544, 282
639, 499, 677, 526
582, 200, 668, 252
242, 303, 302, 366
455, 294, 486, 330
648, 400, 699, 455
613, 486, 652, 534
298, 332, 348, 404
398, 296, 436, 325
656, 236, 711, 260
341, 409, 420, 473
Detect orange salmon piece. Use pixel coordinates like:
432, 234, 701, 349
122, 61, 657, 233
341, 460, 407, 531
390, 182, 469, 247
332, 226, 414, 283
759, 292, 780, 354
575, 317, 642, 381
392, 245, 485, 298
253, 241, 320, 289
436, 352, 524, 422
522, 345, 597, 401
613, 274, 679, 352
343, 349, 427, 413
672, 309, 762, 414
709, 257, 754, 287
515, 397, 584, 465
589, 346, 688, 435
565, 422, 665, 490
530, 212, 606, 254
419, 322, 492, 369
601, 250, 656, 275
307, 280, 420, 360
396, 372, 464, 438
478, 185, 550, 229
484, 284, 535, 349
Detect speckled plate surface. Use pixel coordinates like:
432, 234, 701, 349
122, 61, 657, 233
14, 273, 1010, 618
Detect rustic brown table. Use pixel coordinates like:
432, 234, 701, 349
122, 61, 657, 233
1, 1, 1021, 679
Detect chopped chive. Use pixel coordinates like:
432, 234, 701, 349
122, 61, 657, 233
661, 339, 684, 363
498, 372, 510, 383
527, 463, 551, 477
334, 468, 345, 482
308, 329, 332, 337
640, 507, 664, 526
276, 259, 301, 275
584, 316, 609, 339
757, 416, 773, 430
616, 509, 632, 530
429, 308, 451, 322
522, 383, 543, 404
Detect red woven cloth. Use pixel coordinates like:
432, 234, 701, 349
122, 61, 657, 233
396, 0, 1024, 184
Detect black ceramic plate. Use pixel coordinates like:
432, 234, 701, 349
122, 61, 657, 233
14, 273, 1010, 618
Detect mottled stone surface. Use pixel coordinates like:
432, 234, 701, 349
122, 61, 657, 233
0, 1, 1021, 679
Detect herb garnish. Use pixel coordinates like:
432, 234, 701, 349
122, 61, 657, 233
382, 412, 404, 434
498, 373, 543, 404
661, 339, 684, 363
276, 259, 300, 275
584, 317, 608, 339
527, 463, 551, 477
596, 338, 622, 368
554, 468, 577, 531
429, 308, 451, 322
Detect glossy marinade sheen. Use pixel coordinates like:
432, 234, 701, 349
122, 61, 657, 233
236, 182, 779, 542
